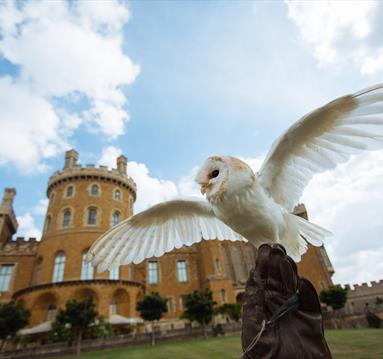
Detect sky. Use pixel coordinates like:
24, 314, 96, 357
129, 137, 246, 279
0, 0, 382, 285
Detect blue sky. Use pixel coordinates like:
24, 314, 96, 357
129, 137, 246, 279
1, 0, 383, 285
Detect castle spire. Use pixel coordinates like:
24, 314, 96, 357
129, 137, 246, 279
64, 149, 79, 169
117, 154, 128, 175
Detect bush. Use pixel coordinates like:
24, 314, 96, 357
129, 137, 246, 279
212, 324, 224, 337
319, 285, 347, 310
366, 312, 382, 328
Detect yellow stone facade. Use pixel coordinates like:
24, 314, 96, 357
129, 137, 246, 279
0, 150, 334, 331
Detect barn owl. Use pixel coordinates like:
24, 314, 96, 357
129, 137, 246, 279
88, 83, 383, 272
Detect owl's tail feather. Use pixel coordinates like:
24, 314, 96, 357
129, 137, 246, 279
282, 213, 332, 262
294, 215, 332, 247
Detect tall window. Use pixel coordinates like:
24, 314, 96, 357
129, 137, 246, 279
220, 289, 226, 303
215, 258, 222, 273
148, 261, 159, 284
109, 267, 119, 280
62, 209, 71, 228
47, 304, 57, 321
177, 260, 187, 282
109, 298, 117, 315
90, 184, 99, 196
112, 211, 120, 227
81, 252, 93, 280
114, 189, 121, 200
52, 252, 66, 282
231, 245, 246, 282
167, 297, 175, 312
34, 257, 43, 285
87, 207, 97, 225
222, 246, 234, 280
66, 185, 74, 198
0, 264, 14, 292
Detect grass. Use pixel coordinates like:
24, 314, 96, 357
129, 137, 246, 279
57, 329, 383, 359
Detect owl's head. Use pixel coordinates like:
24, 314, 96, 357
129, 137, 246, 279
195, 156, 255, 201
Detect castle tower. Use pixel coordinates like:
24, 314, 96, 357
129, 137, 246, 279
13, 150, 145, 326
0, 188, 18, 247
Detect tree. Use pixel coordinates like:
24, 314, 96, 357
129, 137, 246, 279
375, 297, 383, 305
136, 292, 168, 346
0, 301, 30, 351
319, 285, 347, 310
216, 303, 242, 322
53, 296, 97, 356
182, 289, 216, 338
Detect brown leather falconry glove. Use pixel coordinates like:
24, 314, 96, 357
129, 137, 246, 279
241, 244, 332, 359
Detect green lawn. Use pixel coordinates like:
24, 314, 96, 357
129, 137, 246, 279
58, 329, 382, 359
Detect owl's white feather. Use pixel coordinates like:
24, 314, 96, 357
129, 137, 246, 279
88, 199, 246, 272
89, 83, 383, 269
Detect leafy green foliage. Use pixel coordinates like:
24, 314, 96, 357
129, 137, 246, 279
319, 285, 347, 310
182, 289, 216, 326
375, 297, 383, 305
86, 316, 115, 339
215, 303, 242, 322
50, 296, 98, 355
366, 311, 382, 328
0, 301, 30, 347
136, 292, 168, 322
212, 324, 224, 337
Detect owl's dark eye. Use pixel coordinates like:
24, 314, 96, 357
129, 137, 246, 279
211, 170, 219, 178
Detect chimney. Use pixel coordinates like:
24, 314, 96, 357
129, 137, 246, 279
64, 149, 79, 169
117, 155, 128, 175
1, 188, 16, 209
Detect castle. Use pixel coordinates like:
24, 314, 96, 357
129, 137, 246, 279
0, 150, 334, 334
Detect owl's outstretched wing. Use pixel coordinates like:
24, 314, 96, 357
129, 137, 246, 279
87, 198, 245, 271
258, 83, 383, 211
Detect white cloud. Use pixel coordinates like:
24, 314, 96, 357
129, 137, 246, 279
33, 198, 49, 216
128, 162, 179, 213
98, 146, 122, 169
286, 0, 383, 75
302, 150, 383, 284
0, 77, 68, 172
16, 212, 42, 240
0, 0, 139, 170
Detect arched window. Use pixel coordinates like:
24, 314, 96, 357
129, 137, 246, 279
231, 245, 246, 282
87, 207, 97, 225
50, 193, 55, 204
244, 246, 255, 273
109, 298, 117, 315
220, 289, 226, 303
215, 258, 222, 273
114, 189, 121, 200
222, 246, 234, 280
90, 184, 99, 196
81, 252, 93, 280
66, 185, 74, 198
34, 257, 43, 285
109, 267, 119, 280
62, 209, 71, 228
44, 216, 51, 234
112, 211, 120, 227
47, 304, 57, 321
52, 252, 66, 282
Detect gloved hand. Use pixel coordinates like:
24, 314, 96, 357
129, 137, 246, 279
241, 244, 332, 359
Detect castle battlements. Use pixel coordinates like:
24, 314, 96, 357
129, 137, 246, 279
1, 236, 39, 256
47, 150, 136, 199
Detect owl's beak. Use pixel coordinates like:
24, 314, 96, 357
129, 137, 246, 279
200, 183, 210, 195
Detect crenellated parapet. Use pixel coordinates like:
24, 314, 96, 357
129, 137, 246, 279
47, 150, 137, 200
1, 237, 39, 256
